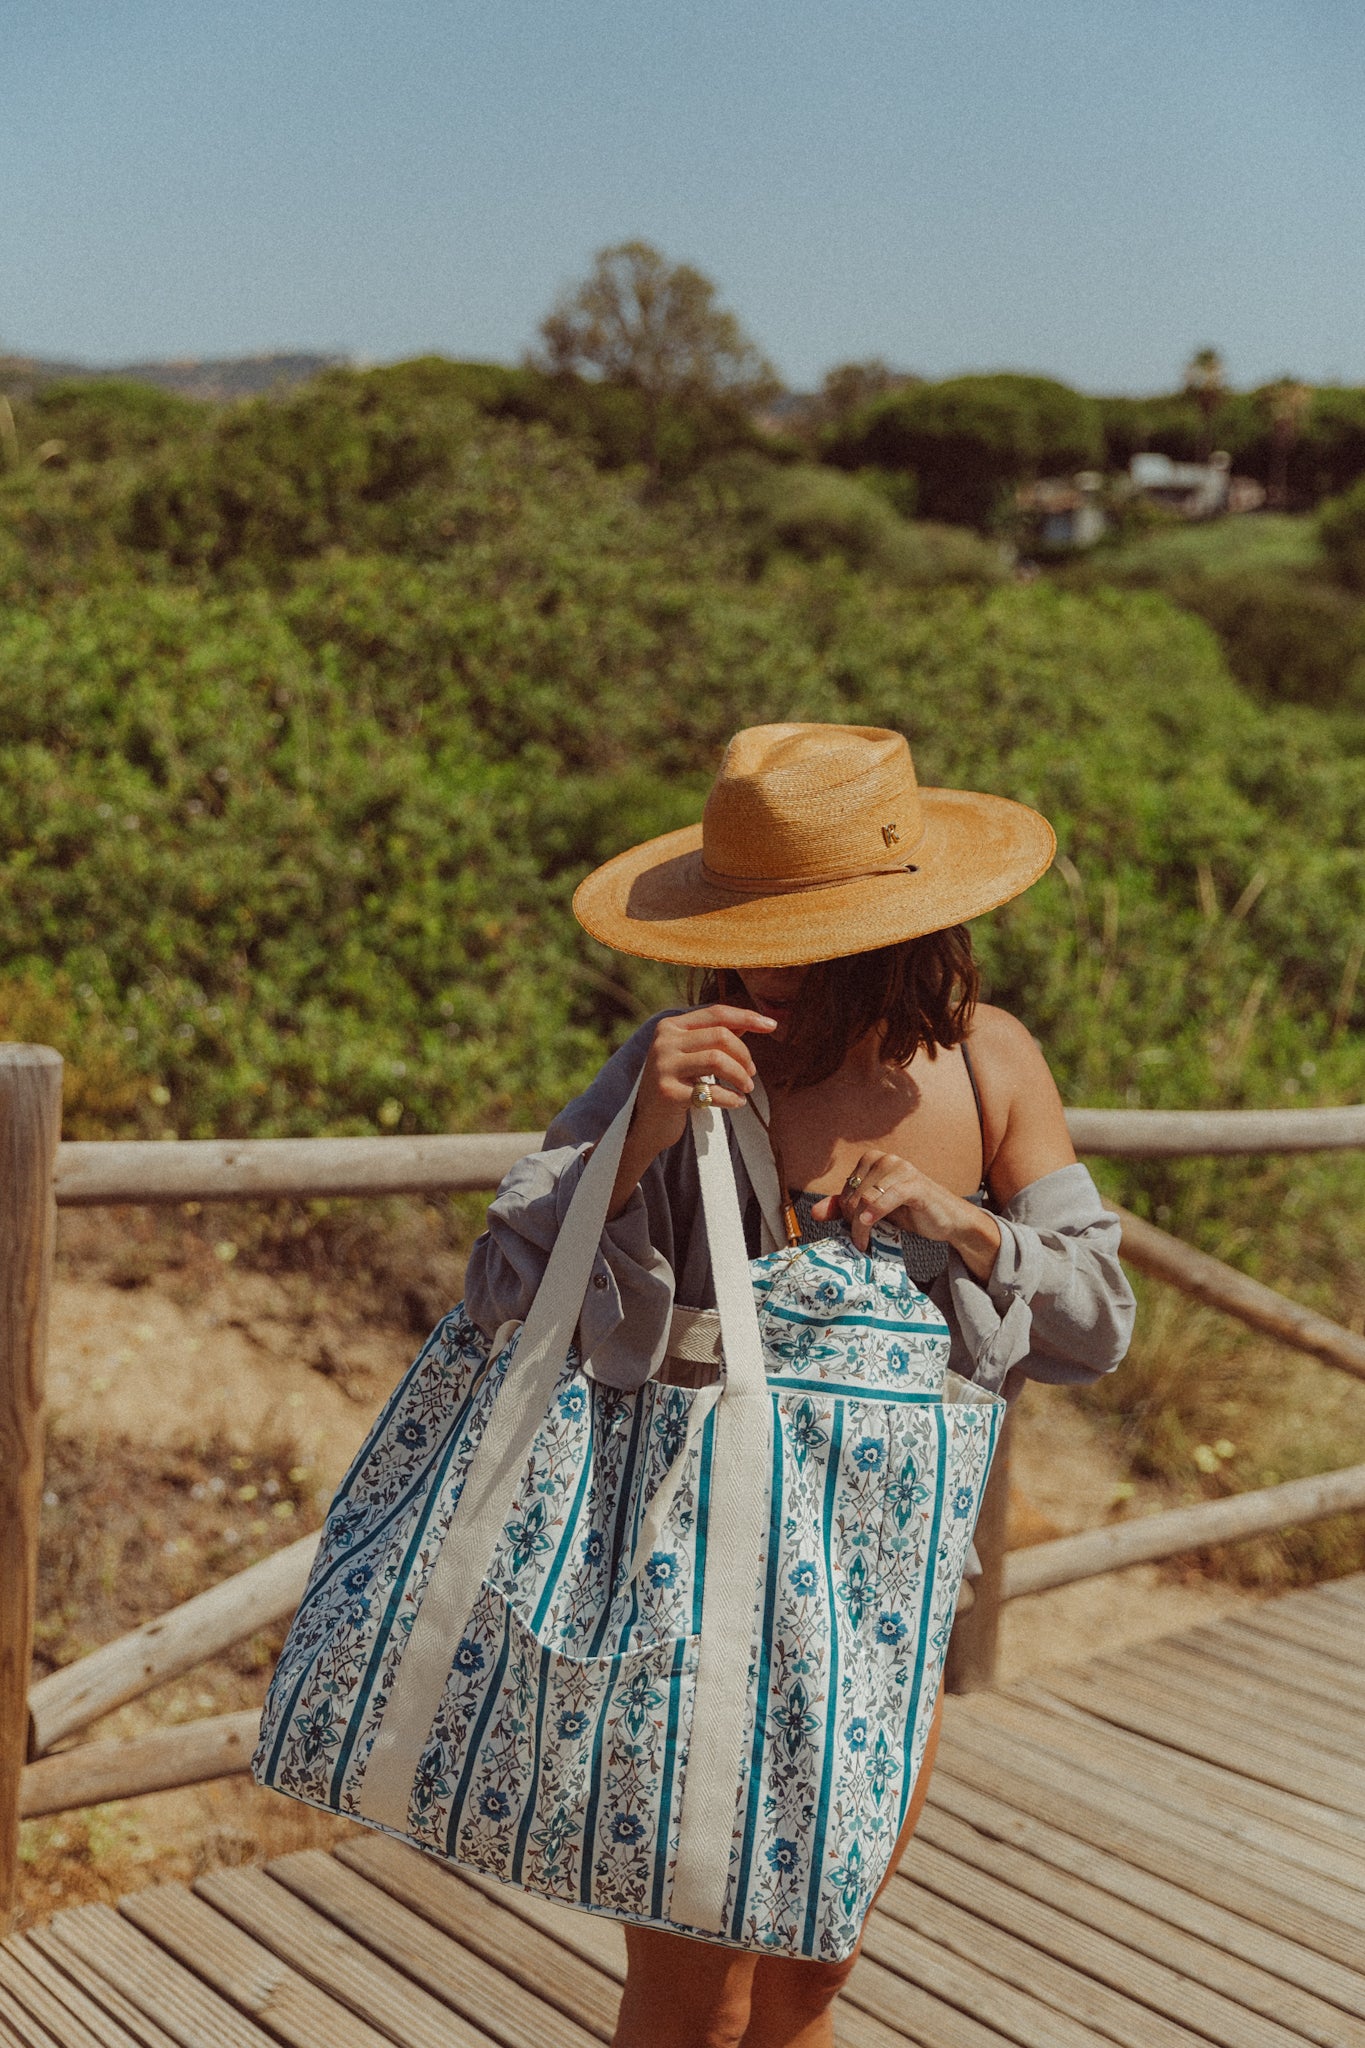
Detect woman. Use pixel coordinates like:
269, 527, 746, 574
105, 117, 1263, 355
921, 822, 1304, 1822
466, 723, 1134, 2048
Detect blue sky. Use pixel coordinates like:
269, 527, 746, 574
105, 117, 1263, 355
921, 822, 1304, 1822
4, 0, 1363, 393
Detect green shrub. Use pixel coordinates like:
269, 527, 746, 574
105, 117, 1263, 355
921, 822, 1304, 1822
17, 379, 204, 463
1166, 569, 1365, 710
829, 374, 1103, 528
1319, 476, 1365, 592
688, 458, 1002, 587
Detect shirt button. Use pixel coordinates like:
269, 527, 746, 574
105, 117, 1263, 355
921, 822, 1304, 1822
592, 1273, 609, 1291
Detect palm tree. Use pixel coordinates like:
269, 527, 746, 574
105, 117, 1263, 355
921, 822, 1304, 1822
1183, 348, 1227, 461
1265, 378, 1312, 509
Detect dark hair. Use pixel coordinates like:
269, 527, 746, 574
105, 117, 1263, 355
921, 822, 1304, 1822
695, 926, 979, 1093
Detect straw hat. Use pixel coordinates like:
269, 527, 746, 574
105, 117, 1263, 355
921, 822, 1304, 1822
572, 723, 1056, 968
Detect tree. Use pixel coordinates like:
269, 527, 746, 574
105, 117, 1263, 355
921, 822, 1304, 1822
1183, 347, 1227, 460
827, 374, 1102, 529
536, 241, 779, 475
1264, 377, 1312, 508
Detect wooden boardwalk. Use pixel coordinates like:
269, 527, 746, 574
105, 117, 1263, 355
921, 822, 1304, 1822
2, 1575, 1363, 2048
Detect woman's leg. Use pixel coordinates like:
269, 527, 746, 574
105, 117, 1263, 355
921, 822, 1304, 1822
737, 1690, 945, 2048
612, 1923, 758, 2048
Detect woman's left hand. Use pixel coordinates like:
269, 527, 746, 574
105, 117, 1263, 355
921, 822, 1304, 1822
809, 1153, 1002, 1279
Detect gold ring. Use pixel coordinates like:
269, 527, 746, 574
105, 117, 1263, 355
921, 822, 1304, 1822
691, 1076, 715, 1108
843, 1172, 864, 1195
871, 1181, 890, 1193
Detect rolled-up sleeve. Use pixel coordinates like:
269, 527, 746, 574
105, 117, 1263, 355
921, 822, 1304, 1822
464, 1142, 674, 1388
936, 1163, 1135, 1394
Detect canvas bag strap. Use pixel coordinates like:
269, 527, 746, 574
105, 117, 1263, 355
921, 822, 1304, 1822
362, 1070, 645, 1828
667, 1102, 775, 1933
730, 1076, 786, 1253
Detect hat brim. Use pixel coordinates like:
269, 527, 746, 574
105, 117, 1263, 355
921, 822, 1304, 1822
572, 788, 1057, 967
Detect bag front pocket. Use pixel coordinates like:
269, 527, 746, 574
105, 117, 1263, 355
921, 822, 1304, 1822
411, 1581, 698, 1918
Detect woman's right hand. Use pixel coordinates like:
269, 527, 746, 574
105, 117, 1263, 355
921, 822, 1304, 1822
609, 1005, 777, 1215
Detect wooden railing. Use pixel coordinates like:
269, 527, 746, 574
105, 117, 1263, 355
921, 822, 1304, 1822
5, 1043, 1365, 1927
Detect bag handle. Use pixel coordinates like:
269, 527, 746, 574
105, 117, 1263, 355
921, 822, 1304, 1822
668, 1106, 774, 1931
363, 1069, 648, 1825
729, 1078, 787, 1253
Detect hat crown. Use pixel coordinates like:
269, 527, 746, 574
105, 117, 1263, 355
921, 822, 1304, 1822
702, 724, 923, 887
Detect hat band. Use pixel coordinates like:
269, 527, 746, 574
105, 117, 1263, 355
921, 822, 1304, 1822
699, 854, 920, 898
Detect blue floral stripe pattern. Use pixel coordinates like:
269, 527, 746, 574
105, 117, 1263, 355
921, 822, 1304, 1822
254, 1221, 1000, 1960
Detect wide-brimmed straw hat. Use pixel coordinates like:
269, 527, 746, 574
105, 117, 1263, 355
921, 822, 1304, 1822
572, 723, 1056, 968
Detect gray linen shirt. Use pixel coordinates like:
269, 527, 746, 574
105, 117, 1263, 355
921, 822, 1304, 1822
464, 1014, 1135, 1397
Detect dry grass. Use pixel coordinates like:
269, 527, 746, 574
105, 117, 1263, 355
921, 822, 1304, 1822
1077, 1274, 1365, 1586
17, 1419, 364, 1932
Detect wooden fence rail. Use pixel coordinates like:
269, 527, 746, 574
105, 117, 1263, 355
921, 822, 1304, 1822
7, 1038, 1365, 1931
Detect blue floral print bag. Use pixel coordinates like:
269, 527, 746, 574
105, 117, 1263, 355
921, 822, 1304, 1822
254, 1081, 1002, 1960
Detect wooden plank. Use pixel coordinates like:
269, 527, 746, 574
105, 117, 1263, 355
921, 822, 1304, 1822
20, 1931, 183, 2048
1115, 1638, 1365, 1754
53, 1134, 541, 1208
1249, 1593, 1365, 1653
936, 1713, 1365, 1969
1108, 1203, 1365, 1383
21, 1712, 259, 1819
0, 1973, 68, 2048
915, 1798, 1365, 2047
0, 1045, 63, 1932
841, 1953, 1027, 2048
893, 1831, 1327, 2048
196, 1866, 481, 2048
1004, 1462, 1365, 1597
1275, 1575, 1365, 1619
976, 1688, 1365, 1887
40, 1905, 274, 2048
331, 1839, 617, 2042
119, 1885, 390, 2048
1067, 1649, 1365, 1774
277, 1846, 606, 2048
1026, 1663, 1365, 1818
1065, 1102, 1365, 1157
874, 1881, 1208, 2048
1223, 1604, 1365, 1670
925, 1770, 1365, 2022
0, 1939, 158, 2048
30, 1540, 316, 1754
451, 1868, 625, 1978
0, 1948, 113, 2048
1311, 1577, 1365, 1614
848, 1911, 1125, 2048
1149, 1619, 1365, 1716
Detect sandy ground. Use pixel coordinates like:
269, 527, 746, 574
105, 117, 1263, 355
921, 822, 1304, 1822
14, 1241, 1258, 1931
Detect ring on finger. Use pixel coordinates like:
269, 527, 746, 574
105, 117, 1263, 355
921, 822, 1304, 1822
843, 1172, 864, 1195
691, 1073, 716, 1108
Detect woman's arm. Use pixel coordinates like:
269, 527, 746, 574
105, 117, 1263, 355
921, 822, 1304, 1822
810, 1007, 1133, 1385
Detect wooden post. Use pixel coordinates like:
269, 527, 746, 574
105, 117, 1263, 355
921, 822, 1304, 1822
945, 1401, 1013, 1695
0, 1045, 62, 1932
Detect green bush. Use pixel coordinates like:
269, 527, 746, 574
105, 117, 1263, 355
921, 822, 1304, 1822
1319, 476, 1365, 592
17, 379, 203, 463
688, 459, 1002, 587
829, 374, 1103, 528
1168, 570, 1365, 710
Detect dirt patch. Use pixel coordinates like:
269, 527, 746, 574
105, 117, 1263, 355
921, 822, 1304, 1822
1000, 1382, 1257, 1683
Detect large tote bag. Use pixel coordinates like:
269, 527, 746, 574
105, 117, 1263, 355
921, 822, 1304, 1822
254, 1080, 1002, 1959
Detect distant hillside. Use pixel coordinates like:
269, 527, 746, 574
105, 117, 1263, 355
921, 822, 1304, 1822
0, 351, 348, 401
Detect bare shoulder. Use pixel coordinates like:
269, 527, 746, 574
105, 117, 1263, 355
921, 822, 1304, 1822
966, 1003, 1075, 1200
967, 1002, 1053, 1077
